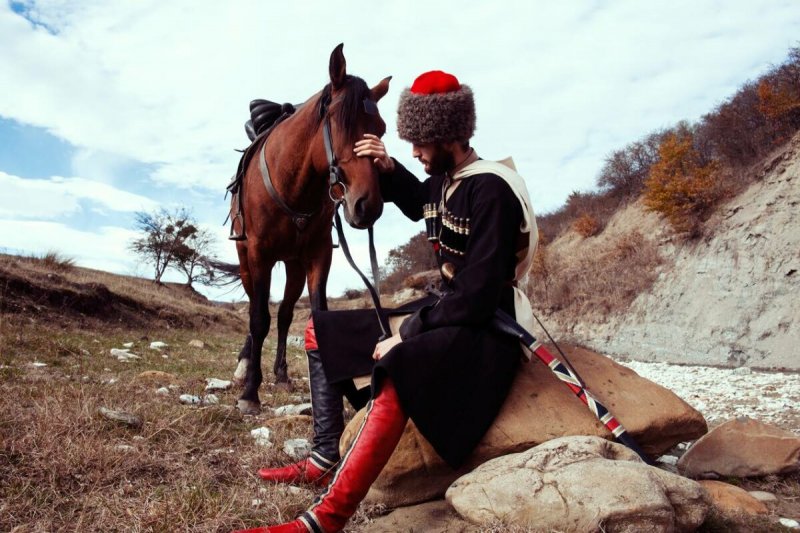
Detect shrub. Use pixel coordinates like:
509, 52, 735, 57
573, 214, 601, 238
643, 130, 723, 236
37, 250, 76, 272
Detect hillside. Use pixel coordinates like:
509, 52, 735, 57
533, 132, 800, 370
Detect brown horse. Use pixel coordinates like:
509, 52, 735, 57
231, 44, 390, 415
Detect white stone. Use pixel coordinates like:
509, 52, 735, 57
204, 394, 219, 405
250, 427, 272, 447
283, 438, 312, 460
287, 335, 304, 347
149, 341, 168, 350
179, 394, 202, 405
188, 339, 205, 349
161, 354, 169, 359
106, 378, 118, 385
31, 361, 47, 367
156, 387, 170, 395
110, 348, 140, 362
657, 454, 679, 466
447, 436, 709, 532
251, 499, 263, 507
123, 342, 134, 348
205, 378, 232, 391
168, 384, 179, 391
115, 444, 135, 452
779, 518, 800, 529
748, 490, 778, 503
273, 403, 313, 416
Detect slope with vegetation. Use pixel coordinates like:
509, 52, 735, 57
524, 46, 800, 370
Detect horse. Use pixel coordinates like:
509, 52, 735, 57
230, 44, 390, 415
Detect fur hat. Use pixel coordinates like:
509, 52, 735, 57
397, 71, 475, 144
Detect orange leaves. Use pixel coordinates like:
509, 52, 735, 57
573, 214, 601, 238
643, 131, 722, 235
757, 79, 800, 120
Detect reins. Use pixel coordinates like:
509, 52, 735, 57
252, 90, 391, 340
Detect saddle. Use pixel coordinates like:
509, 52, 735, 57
226, 100, 298, 240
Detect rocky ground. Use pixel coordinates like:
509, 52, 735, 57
617, 358, 800, 435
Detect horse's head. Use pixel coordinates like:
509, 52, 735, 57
317, 44, 389, 229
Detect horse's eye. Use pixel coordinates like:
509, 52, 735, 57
363, 99, 379, 116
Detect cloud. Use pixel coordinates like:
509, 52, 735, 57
0, 171, 159, 219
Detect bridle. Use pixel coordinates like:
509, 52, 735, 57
259, 87, 391, 338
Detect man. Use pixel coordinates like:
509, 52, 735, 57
237, 70, 537, 533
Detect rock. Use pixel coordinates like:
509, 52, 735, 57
205, 378, 232, 391
273, 403, 313, 416
404, 269, 440, 289
156, 387, 170, 395
110, 348, 140, 362
446, 436, 709, 532
149, 341, 168, 350
658, 455, 678, 466
748, 490, 778, 504
365, 500, 478, 533
114, 444, 136, 453
135, 370, 177, 383
251, 427, 272, 447
263, 415, 313, 432
179, 394, 202, 405
98, 407, 142, 428
188, 339, 205, 349
31, 361, 48, 368
698, 480, 768, 516
780, 517, 800, 529
122, 342, 134, 348
677, 417, 800, 478
168, 384, 179, 391
287, 335, 304, 348
283, 438, 311, 460
341, 345, 707, 507
204, 394, 219, 405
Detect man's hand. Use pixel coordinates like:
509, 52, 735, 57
372, 333, 402, 360
354, 134, 395, 173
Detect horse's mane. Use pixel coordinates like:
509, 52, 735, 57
315, 75, 371, 142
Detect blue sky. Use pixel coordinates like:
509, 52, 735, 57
1, 1, 799, 300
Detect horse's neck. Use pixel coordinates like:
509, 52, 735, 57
265, 114, 327, 211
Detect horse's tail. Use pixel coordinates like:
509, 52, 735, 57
204, 257, 241, 286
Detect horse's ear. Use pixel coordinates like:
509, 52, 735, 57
370, 76, 392, 102
329, 43, 346, 90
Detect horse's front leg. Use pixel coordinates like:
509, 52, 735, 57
238, 259, 273, 416
274, 260, 306, 390
304, 237, 332, 312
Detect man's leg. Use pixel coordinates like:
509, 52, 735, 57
236, 378, 407, 533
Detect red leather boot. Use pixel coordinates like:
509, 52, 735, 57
257, 454, 335, 487
237, 379, 407, 533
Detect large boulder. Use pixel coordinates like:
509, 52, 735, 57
446, 436, 709, 532
678, 417, 800, 478
341, 344, 707, 507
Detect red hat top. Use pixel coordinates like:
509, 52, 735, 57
410, 70, 461, 95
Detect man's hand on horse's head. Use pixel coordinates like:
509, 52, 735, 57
354, 134, 395, 173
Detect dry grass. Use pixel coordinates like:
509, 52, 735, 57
0, 253, 388, 532
528, 230, 663, 319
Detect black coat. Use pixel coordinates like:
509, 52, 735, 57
373, 160, 523, 468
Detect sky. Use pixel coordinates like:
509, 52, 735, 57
1, 0, 799, 301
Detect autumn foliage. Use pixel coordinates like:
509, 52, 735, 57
573, 213, 601, 238
643, 130, 722, 235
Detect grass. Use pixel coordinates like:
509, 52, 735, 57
1, 253, 799, 531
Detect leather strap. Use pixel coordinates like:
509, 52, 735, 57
259, 139, 314, 230
333, 204, 390, 339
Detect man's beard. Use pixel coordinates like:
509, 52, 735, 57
426, 145, 455, 175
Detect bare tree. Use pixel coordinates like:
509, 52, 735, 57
129, 207, 204, 284
172, 226, 220, 287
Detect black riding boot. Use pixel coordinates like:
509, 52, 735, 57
306, 330, 342, 471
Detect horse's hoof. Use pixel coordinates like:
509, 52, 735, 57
233, 358, 249, 386
274, 380, 292, 392
237, 399, 261, 416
